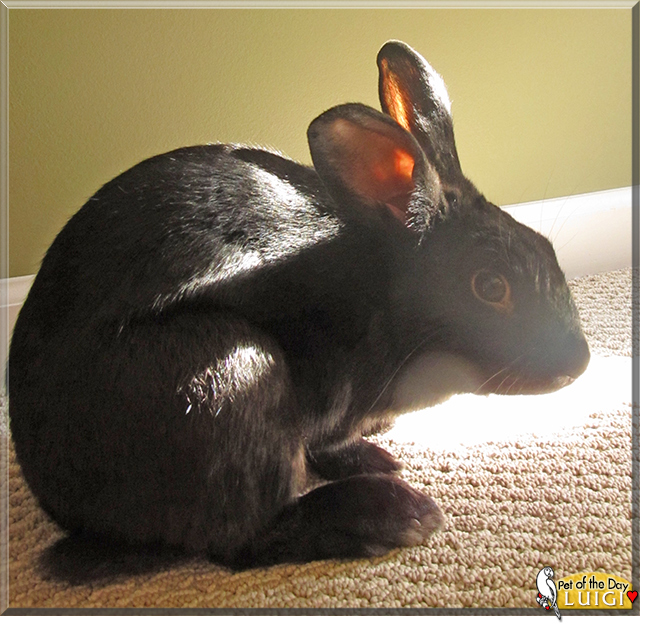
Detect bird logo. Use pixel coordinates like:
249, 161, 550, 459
536, 566, 562, 620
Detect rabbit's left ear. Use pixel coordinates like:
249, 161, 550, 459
377, 41, 463, 184
308, 103, 442, 227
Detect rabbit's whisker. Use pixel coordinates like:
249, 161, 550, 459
472, 353, 526, 395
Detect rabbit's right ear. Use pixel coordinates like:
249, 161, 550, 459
308, 103, 443, 228
377, 40, 463, 184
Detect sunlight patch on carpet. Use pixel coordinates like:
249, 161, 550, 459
388, 355, 631, 450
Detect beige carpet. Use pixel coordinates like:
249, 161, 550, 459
0, 268, 635, 611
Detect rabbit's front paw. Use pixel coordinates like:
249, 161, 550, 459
308, 439, 403, 480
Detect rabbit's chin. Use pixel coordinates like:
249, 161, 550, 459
476, 373, 579, 396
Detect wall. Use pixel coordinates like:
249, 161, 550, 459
9, 7, 632, 277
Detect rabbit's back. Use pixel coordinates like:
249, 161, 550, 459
24, 145, 350, 327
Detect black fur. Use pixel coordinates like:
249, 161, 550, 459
8, 41, 589, 568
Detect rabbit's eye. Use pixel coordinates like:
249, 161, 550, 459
444, 191, 458, 206
471, 270, 513, 313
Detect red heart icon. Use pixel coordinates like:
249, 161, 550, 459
627, 590, 638, 603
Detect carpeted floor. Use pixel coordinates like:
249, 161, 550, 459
0, 268, 635, 610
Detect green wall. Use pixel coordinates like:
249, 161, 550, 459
9, 7, 632, 277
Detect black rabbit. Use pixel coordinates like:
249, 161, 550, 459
8, 41, 590, 568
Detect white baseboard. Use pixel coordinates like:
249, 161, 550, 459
0, 186, 633, 340
502, 186, 632, 280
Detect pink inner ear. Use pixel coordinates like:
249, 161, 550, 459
330, 120, 416, 221
381, 62, 412, 133
393, 149, 415, 180
372, 148, 415, 222
357, 142, 415, 222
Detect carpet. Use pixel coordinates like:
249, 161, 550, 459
0, 268, 635, 611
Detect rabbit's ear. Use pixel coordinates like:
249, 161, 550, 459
308, 103, 442, 226
377, 40, 463, 183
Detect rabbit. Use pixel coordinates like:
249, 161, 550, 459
8, 40, 590, 568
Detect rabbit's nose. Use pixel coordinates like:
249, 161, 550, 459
562, 334, 591, 380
